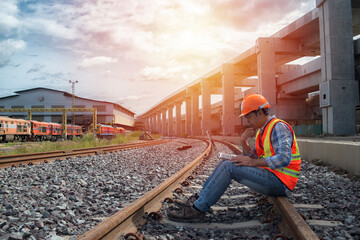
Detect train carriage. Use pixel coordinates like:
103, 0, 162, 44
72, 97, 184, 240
66, 124, 82, 139
0, 116, 31, 141
30, 120, 52, 141
74, 125, 82, 137
93, 124, 115, 138
49, 122, 63, 141
115, 126, 126, 135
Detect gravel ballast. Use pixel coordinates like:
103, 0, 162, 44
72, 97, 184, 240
0, 139, 359, 240
139, 142, 360, 240
0, 139, 207, 239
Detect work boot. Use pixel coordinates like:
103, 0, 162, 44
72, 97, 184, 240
174, 193, 199, 207
167, 205, 205, 223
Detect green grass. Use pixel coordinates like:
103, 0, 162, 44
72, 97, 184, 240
0, 131, 162, 156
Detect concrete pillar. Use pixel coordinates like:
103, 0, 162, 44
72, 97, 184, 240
175, 102, 182, 136
153, 114, 156, 132
221, 64, 236, 135
185, 97, 191, 136
144, 118, 149, 131
187, 87, 201, 136
162, 109, 167, 136
168, 105, 174, 136
152, 115, 156, 132
201, 78, 211, 135
256, 37, 277, 115
149, 116, 152, 132
317, 0, 358, 135
157, 112, 162, 134
150, 115, 154, 132
191, 92, 201, 136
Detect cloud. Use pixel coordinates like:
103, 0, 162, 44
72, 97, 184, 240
0, 39, 26, 67
9, 63, 20, 68
0, 0, 315, 115
0, 0, 21, 38
31, 71, 68, 85
140, 65, 194, 82
207, 0, 314, 31
78, 56, 118, 68
118, 93, 155, 102
27, 63, 45, 73
117, 93, 156, 113
24, 18, 78, 40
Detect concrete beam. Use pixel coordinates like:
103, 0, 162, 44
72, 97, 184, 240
273, 38, 319, 56
277, 64, 301, 74
228, 46, 257, 66
280, 71, 321, 95
277, 58, 321, 85
243, 85, 259, 97
207, 78, 222, 89
234, 78, 257, 87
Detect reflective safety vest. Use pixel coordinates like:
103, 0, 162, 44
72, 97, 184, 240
255, 118, 301, 190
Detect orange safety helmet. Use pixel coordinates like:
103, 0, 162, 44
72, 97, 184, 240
239, 93, 271, 117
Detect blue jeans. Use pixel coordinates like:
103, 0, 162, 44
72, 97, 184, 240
193, 160, 288, 212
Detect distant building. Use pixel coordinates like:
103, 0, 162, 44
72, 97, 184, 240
0, 87, 135, 130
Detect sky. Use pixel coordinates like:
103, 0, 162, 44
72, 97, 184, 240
0, 0, 316, 115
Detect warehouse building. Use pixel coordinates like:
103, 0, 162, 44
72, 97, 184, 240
0, 87, 135, 130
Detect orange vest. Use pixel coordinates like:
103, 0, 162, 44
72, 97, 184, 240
255, 118, 301, 190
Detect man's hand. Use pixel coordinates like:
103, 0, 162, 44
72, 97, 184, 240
230, 155, 254, 166
241, 128, 255, 143
240, 128, 255, 155
230, 155, 268, 167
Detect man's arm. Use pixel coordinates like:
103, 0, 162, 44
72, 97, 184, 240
231, 123, 293, 168
231, 155, 268, 167
232, 127, 268, 167
264, 122, 293, 170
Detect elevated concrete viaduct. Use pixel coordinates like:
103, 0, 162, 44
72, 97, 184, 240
139, 0, 360, 137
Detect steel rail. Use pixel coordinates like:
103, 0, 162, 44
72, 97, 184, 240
0, 140, 166, 159
78, 138, 211, 240
0, 140, 170, 167
217, 140, 319, 240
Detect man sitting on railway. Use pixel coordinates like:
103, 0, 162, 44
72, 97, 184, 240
167, 93, 301, 222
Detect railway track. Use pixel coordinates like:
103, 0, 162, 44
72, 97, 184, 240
78, 139, 321, 240
0, 139, 170, 168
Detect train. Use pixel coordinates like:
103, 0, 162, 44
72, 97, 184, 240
90, 123, 126, 138
0, 116, 83, 142
0, 116, 126, 142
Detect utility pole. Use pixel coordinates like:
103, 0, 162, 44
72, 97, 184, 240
69, 80, 78, 125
